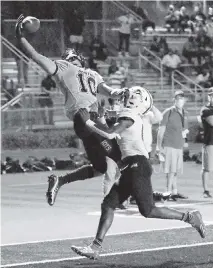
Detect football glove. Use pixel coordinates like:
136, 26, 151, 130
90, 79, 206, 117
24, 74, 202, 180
15, 14, 25, 39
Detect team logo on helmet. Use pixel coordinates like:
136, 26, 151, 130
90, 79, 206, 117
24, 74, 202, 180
124, 86, 153, 115
61, 48, 85, 67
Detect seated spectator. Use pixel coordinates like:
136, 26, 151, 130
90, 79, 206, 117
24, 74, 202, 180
38, 75, 56, 125
88, 52, 98, 72
196, 33, 213, 65
201, 55, 213, 71
162, 49, 182, 83
150, 36, 160, 54
165, 5, 179, 32
178, 6, 190, 33
132, 3, 155, 33
196, 69, 211, 88
208, 70, 213, 87
189, 4, 206, 33
90, 36, 108, 61
208, 7, 213, 21
158, 37, 169, 57
108, 59, 119, 76
182, 36, 199, 63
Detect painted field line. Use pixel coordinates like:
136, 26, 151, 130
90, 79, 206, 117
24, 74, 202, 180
9, 183, 47, 187
0, 225, 197, 247
1, 241, 213, 267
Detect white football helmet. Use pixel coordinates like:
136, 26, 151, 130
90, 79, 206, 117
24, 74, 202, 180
124, 86, 153, 115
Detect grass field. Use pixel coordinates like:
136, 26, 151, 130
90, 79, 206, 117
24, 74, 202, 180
1, 144, 213, 268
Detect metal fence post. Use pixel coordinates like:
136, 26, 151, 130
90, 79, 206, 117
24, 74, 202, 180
171, 71, 174, 95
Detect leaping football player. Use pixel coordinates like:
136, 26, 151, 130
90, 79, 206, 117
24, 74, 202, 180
70, 86, 206, 260
15, 15, 125, 205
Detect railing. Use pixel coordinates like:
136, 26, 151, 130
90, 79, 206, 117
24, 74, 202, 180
138, 46, 164, 90
1, 35, 45, 87
1, 91, 66, 131
1, 106, 68, 131
1, 92, 24, 111
112, 0, 142, 22
171, 70, 207, 114
3, 19, 64, 57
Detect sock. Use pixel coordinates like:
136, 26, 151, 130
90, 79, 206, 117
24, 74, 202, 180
182, 211, 190, 222
91, 238, 103, 249
59, 165, 94, 185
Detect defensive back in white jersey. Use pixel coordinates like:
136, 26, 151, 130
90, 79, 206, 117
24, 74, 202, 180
117, 108, 149, 159
54, 60, 104, 119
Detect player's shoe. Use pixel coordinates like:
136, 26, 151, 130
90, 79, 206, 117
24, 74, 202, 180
203, 190, 212, 198
183, 210, 206, 238
46, 174, 61, 206
71, 245, 100, 260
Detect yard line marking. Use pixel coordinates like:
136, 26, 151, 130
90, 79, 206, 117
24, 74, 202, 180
1, 241, 213, 267
9, 183, 47, 187
1, 223, 213, 247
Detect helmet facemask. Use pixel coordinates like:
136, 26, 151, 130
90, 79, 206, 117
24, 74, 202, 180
124, 86, 153, 115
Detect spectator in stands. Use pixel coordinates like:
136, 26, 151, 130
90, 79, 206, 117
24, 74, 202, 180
178, 6, 190, 33
165, 4, 179, 32
208, 70, 213, 87
162, 49, 182, 83
208, 7, 213, 21
108, 59, 119, 76
87, 52, 98, 72
132, 2, 155, 33
66, 9, 85, 51
196, 32, 213, 65
200, 87, 213, 198
38, 75, 56, 125
157, 90, 189, 200
182, 36, 198, 64
90, 36, 108, 61
189, 4, 206, 33
150, 36, 160, 54
158, 37, 169, 57
196, 69, 211, 88
201, 55, 213, 71
117, 12, 136, 57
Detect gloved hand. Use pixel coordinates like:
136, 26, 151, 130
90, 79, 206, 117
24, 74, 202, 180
15, 14, 25, 39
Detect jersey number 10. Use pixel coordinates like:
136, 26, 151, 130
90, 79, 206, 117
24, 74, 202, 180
78, 73, 96, 96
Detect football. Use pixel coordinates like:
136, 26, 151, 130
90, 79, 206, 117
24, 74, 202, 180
22, 16, 40, 34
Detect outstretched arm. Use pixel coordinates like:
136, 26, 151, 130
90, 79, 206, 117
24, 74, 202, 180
86, 118, 132, 139
15, 15, 57, 75
97, 82, 126, 99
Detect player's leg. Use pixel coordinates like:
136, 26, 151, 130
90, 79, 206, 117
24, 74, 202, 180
133, 156, 206, 238
46, 110, 121, 206
103, 157, 120, 197
71, 170, 131, 259
46, 135, 107, 206
202, 145, 213, 198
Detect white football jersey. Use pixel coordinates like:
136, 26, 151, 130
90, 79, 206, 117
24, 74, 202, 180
117, 108, 149, 159
54, 60, 104, 119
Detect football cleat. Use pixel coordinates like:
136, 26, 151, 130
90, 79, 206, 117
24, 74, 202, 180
203, 190, 212, 198
46, 174, 61, 206
183, 210, 206, 238
71, 245, 100, 260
